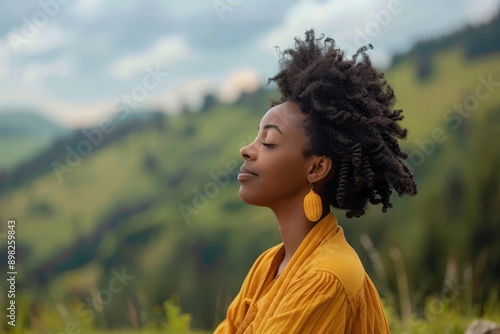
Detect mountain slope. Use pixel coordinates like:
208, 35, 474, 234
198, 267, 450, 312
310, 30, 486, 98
0, 111, 71, 170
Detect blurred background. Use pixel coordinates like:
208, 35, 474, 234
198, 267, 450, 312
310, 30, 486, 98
0, 0, 499, 333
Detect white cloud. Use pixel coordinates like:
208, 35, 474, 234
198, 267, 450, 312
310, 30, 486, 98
110, 36, 192, 80
261, 0, 378, 54
259, 0, 427, 67
218, 69, 260, 103
69, 0, 141, 22
71, 0, 105, 19
148, 78, 215, 113
0, 52, 78, 106
138, 70, 260, 114
7, 23, 68, 55
0, 88, 111, 128
18, 57, 71, 86
464, 0, 500, 26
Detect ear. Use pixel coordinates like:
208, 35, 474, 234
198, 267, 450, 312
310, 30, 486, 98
306, 155, 333, 184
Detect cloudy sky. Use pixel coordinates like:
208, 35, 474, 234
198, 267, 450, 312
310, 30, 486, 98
0, 0, 499, 127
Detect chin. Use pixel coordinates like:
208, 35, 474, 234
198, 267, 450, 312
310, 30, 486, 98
238, 187, 267, 207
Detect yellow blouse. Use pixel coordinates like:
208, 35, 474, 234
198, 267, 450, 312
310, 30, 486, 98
214, 212, 390, 334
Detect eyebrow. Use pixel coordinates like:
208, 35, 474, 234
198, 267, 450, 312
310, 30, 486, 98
258, 124, 284, 135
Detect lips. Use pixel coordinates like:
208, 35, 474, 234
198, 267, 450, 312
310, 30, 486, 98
238, 165, 258, 181
240, 165, 258, 176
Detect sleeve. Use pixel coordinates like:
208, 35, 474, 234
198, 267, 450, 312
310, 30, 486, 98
257, 270, 352, 334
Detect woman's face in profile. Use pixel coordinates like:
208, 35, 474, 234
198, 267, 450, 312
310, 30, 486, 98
238, 101, 313, 208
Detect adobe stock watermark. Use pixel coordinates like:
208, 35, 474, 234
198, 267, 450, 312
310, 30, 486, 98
409, 280, 467, 333
51, 267, 135, 334
51, 64, 169, 183
402, 73, 499, 173
382, 72, 500, 184
8, 0, 74, 53
178, 161, 240, 224
213, 0, 243, 21
352, 0, 407, 48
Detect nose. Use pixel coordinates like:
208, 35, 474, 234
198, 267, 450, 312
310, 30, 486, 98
240, 142, 256, 161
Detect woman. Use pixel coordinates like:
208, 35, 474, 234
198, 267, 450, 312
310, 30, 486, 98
214, 30, 417, 334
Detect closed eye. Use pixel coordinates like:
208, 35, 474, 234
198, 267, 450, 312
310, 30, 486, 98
262, 142, 276, 148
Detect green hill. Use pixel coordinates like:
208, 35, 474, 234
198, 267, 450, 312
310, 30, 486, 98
0, 111, 70, 170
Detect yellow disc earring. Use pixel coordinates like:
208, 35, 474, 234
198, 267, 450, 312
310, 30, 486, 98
303, 183, 323, 222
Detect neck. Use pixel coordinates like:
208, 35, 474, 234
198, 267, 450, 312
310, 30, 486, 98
270, 196, 330, 264
275, 207, 314, 263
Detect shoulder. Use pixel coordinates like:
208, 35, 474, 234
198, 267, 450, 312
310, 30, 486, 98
307, 228, 366, 299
